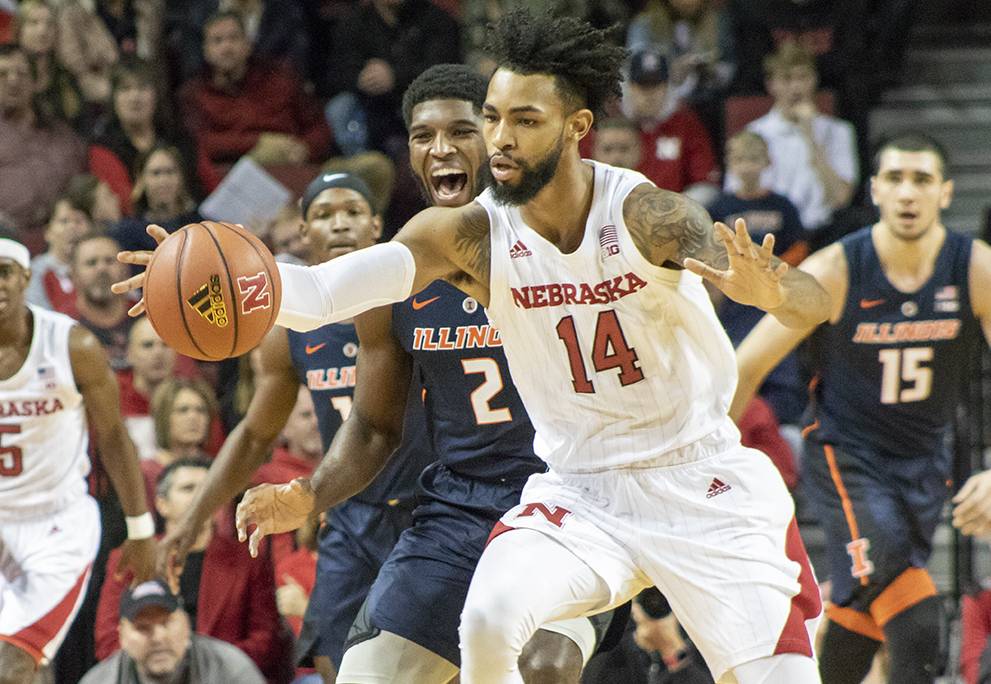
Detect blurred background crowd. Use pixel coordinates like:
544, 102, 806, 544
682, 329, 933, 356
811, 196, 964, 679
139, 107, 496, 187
3, 0, 991, 682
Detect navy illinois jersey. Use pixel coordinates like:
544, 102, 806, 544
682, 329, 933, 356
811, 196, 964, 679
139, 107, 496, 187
392, 280, 543, 485
808, 226, 979, 460
288, 323, 429, 504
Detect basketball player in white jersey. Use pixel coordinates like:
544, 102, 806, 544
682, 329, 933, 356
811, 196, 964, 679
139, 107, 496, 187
117, 10, 831, 684
0, 238, 155, 684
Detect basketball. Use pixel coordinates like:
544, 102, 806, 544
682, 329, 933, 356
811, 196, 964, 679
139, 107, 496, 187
143, 221, 282, 361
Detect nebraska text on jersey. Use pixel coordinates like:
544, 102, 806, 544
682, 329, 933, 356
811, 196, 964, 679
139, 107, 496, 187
0, 397, 65, 418
511, 272, 649, 310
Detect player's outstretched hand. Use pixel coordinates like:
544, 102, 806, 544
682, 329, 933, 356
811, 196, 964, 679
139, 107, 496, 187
110, 224, 169, 317
684, 218, 789, 312
117, 538, 157, 586
236, 478, 316, 558
157, 518, 200, 593
952, 471, 991, 536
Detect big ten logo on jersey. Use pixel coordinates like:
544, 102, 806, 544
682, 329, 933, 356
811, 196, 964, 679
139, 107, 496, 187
599, 225, 620, 260
412, 324, 502, 351
236, 271, 273, 315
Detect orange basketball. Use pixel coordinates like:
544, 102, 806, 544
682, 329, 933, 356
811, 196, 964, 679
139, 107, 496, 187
143, 221, 282, 361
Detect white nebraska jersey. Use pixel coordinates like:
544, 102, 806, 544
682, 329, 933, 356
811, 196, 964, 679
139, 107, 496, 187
0, 306, 89, 519
478, 161, 738, 472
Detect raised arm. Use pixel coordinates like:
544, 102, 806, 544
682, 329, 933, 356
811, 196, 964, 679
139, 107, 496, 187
623, 184, 831, 328
69, 326, 155, 584
236, 304, 414, 557
157, 325, 300, 585
274, 203, 491, 331
729, 242, 847, 422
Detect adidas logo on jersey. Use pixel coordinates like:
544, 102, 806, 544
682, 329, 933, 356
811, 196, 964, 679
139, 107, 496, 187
706, 477, 731, 499
509, 240, 532, 258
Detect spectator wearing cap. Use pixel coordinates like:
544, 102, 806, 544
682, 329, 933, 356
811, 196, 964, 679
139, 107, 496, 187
179, 10, 332, 166
95, 459, 290, 682
81, 579, 265, 684
619, 49, 720, 205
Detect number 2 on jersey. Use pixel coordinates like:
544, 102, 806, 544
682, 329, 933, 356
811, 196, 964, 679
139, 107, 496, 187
0, 424, 23, 476
878, 347, 933, 404
462, 358, 513, 425
556, 310, 644, 394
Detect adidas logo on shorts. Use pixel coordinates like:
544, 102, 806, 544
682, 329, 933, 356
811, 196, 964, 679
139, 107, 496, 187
706, 477, 731, 499
509, 240, 532, 258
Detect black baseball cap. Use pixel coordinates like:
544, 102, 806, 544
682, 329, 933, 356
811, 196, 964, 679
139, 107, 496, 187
301, 172, 375, 217
119, 579, 180, 621
629, 50, 669, 86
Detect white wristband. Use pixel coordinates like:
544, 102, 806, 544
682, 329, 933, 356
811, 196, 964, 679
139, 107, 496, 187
126, 512, 155, 540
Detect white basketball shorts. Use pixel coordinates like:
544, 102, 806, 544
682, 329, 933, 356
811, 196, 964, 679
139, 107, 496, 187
491, 435, 823, 680
0, 494, 100, 664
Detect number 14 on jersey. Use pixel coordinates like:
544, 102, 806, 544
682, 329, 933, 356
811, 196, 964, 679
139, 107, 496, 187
556, 310, 645, 394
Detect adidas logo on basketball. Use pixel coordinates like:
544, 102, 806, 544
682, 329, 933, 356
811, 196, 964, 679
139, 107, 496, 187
509, 240, 532, 258
706, 477, 731, 499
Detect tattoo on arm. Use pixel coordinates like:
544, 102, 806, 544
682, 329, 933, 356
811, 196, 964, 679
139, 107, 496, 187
454, 204, 491, 285
624, 185, 728, 270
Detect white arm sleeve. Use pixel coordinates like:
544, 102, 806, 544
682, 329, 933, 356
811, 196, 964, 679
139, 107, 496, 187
274, 241, 416, 332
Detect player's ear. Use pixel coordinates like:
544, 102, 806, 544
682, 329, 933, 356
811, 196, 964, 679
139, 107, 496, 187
869, 176, 879, 206
939, 179, 954, 209
568, 109, 594, 142
371, 215, 383, 241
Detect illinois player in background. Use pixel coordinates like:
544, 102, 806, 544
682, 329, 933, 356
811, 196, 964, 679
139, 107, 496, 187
224, 10, 832, 684
0, 238, 154, 684
150, 173, 432, 684
731, 133, 991, 684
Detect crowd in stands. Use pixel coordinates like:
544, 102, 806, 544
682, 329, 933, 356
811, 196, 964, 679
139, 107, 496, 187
9, 1, 984, 683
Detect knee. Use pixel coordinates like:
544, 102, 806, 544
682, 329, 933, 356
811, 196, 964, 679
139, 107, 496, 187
0, 650, 36, 684
518, 645, 582, 684
460, 599, 510, 650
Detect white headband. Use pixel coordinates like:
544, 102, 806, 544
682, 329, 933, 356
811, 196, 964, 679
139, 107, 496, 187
0, 239, 29, 270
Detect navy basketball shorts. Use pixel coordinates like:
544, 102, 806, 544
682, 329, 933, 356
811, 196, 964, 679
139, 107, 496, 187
296, 499, 413, 668
802, 438, 948, 617
352, 471, 509, 665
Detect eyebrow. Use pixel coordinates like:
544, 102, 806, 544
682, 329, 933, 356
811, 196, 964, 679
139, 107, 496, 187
409, 119, 479, 132
482, 104, 544, 115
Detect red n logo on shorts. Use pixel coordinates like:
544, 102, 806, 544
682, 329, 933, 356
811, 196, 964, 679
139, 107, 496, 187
517, 503, 572, 528
236, 272, 272, 315
846, 537, 874, 579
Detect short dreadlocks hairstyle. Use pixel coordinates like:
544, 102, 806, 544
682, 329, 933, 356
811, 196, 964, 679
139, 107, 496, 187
402, 64, 489, 128
482, 9, 627, 116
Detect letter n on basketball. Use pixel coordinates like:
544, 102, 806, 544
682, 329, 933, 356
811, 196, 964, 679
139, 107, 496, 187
517, 503, 572, 528
237, 272, 272, 315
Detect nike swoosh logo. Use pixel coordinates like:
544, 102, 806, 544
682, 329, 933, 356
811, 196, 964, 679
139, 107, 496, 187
411, 296, 440, 311
305, 343, 327, 355
860, 298, 886, 309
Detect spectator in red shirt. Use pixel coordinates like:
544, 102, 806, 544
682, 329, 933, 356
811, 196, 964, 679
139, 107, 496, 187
179, 11, 332, 166
141, 378, 220, 512
962, 585, 991, 684
25, 193, 94, 312
253, 386, 323, 567
0, 44, 86, 253
118, 317, 177, 460
621, 49, 720, 205
95, 458, 290, 682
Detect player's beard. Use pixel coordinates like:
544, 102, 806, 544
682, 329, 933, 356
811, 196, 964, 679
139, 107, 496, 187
484, 137, 565, 207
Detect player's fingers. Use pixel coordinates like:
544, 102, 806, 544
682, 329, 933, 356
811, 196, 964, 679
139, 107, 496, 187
111, 272, 145, 295
733, 218, 755, 257
147, 224, 169, 244
127, 299, 146, 318
759, 233, 776, 264
117, 249, 153, 266
249, 524, 268, 558
713, 222, 737, 253
683, 258, 725, 286
952, 478, 978, 503
772, 261, 790, 280
235, 500, 252, 542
